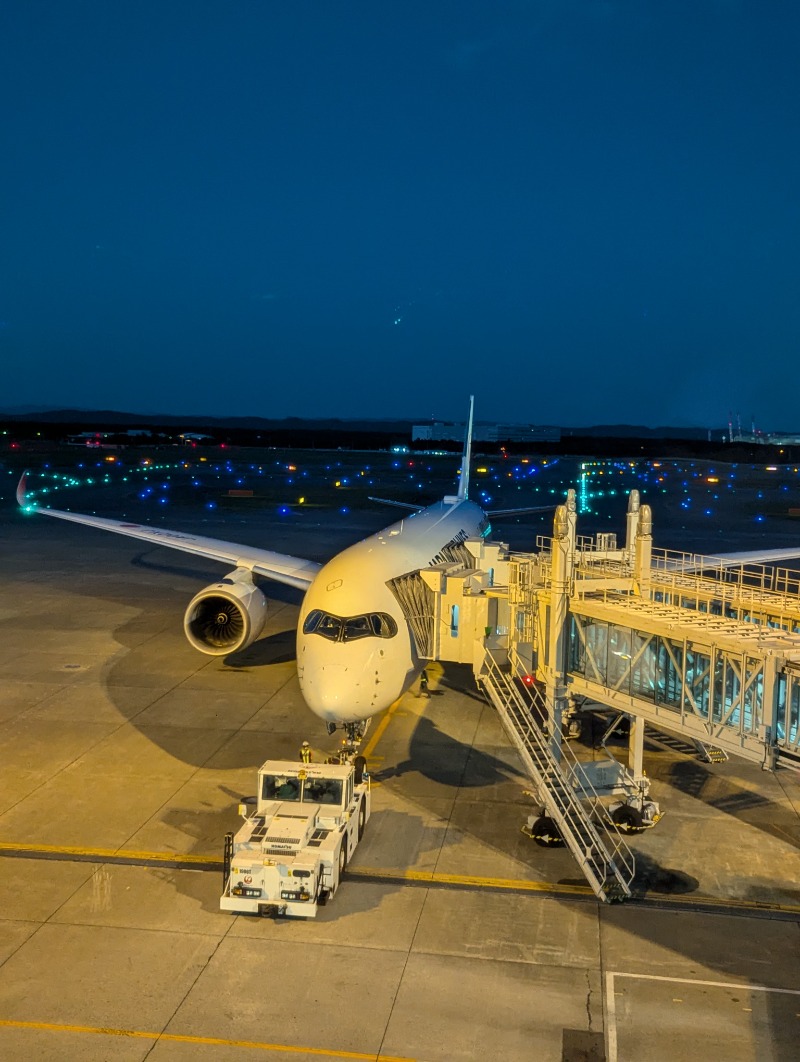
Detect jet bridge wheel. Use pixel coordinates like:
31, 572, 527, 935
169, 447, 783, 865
527, 815, 564, 848
611, 804, 644, 832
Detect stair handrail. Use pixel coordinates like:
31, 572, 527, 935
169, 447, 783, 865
480, 651, 636, 899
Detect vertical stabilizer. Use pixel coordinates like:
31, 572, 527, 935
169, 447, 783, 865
456, 395, 474, 501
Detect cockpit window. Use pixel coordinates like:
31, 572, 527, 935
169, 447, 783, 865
343, 615, 371, 640
303, 609, 398, 642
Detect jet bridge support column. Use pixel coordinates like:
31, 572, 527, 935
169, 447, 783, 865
545, 495, 575, 762
634, 504, 653, 601
625, 490, 641, 567
628, 714, 644, 780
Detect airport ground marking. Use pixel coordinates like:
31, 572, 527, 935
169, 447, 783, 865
0, 1019, 415, 1060
0, 841, 218, 870
2, 842, 800, 918
611, 972, 800, 993
604, 970, 800, 1062
362, 696, 403, 762
351, 865, 593, 897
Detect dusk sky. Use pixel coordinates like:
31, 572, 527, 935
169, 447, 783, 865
2, 2, 799, 427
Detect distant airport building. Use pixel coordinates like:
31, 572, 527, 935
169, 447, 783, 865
731, 432, 800, 446
412, 421, 561, 444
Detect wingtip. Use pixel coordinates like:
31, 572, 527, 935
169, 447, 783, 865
16, 471, 29, 509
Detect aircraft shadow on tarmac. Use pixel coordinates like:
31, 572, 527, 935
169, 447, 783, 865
375, 714, 527, 789
224, 629, 296, 668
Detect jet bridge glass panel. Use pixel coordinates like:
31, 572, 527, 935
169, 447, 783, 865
776, 675, 800, 751
568, 614, 765, 738
656, 638, 684, 710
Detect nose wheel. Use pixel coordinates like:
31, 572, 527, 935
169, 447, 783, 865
324, 719, 371, 764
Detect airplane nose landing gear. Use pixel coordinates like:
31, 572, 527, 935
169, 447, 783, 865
324, 719, 372, 765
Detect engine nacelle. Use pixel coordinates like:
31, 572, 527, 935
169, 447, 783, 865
183, 569, 268, 656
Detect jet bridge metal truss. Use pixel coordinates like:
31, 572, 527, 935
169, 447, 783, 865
411, 488, 800, 896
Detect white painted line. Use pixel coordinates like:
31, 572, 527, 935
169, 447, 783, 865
605, 970, 800, 1062
605, 972, 619, 1062
612, 972, 800, 994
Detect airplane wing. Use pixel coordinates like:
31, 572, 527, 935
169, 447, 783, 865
487, 505, 554, 517
17, 474, 321, 591
368, 496, 425, 512
664, 548, 800, 572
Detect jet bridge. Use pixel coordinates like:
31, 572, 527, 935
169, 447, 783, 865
414, 489, 800, 899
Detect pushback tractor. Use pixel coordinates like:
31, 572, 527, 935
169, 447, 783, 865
221, 756, 370, 917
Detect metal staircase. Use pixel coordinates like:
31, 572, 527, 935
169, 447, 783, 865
478, 651, 636, 903
694, 741, 729, 764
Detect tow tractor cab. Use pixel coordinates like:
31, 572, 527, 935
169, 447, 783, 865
220, 757, 370, 918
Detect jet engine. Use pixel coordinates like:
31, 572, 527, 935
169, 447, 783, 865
183, 569, 268, 655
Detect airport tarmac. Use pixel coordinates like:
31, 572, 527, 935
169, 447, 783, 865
0, 454, 799, 1061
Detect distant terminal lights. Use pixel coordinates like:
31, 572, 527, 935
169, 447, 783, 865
412, 422, 561, 444
731, 433, 800, 446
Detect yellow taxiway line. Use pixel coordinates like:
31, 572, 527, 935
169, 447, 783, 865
352, 865, 593, 897
0, 841, 214, 866
0, 1019, 415, 1060
1, 842, 799, 916
361, 696, 404, 761
2, 694, 799, 918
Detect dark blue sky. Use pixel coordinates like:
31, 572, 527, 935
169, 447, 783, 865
2, 2, 799, 427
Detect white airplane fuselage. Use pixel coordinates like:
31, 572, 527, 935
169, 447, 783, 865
297, 497, 488, 724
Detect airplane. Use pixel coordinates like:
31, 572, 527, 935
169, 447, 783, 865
16, 398, 553, 743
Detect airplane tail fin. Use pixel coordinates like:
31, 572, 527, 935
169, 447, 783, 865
456, 395, 474, 502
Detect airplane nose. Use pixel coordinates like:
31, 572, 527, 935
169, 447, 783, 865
299, 664, 375, 724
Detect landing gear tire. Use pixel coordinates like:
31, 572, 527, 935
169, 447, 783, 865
357, 798, 366, 841
353, 755, 367, 784
336, 843, 348, 890
566, 718, 583, 740
612, 804, 644, 832
529, 815, 564, 848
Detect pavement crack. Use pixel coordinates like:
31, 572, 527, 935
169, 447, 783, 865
585, 969, 594, 1031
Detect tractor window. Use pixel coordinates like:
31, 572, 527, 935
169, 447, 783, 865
262, 775, 300, 802
303, 779, 343, 805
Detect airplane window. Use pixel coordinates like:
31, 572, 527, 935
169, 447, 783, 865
342, 615, 372, 641
302, 611, 343, 641
302, 610, 323, 634
303, 610, 397, 642
370, 613, 398, 637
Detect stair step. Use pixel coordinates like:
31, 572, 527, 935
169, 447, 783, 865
481, 661, 636, 904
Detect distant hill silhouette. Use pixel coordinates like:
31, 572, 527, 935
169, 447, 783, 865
0, 408, 414, 433
0, 407, 717, 439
